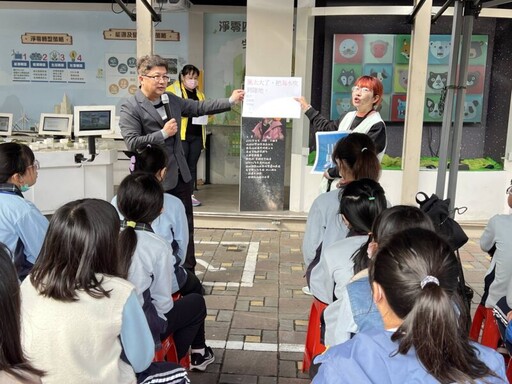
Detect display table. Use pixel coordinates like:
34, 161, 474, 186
23, 149, 117, 214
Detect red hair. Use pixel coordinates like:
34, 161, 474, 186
355, 75, 383, 107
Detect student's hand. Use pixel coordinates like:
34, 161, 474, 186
163, 118, 178, 137
294, 96, 311, 112
229, 89, 245, 104
507, 310, 512, 322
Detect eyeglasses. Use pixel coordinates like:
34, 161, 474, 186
27, 160, 40, 170
351, 86, 372, 94
507, 180, 512, 195
143, 74, 170, 82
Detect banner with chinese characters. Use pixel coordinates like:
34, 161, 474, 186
204, 13, 246, 126
240, 117, 286, 211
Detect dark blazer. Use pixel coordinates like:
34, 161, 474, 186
120, 89, 231, 190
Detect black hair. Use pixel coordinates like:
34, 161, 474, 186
180, 64, 200, 78
0, 243, 44, 382
117, 173, 164, 277
331, 133, 380, 183
131, 143, 168, 175
137, 54, 169, 75
338, 178, 386, 274
370, 228, 498, 383
0, 142, 35, 183
30, 199, 121, 302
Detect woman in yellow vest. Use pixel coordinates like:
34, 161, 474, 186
167, 64, 207, 207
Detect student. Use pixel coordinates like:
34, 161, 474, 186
112, 143, 202, 296
302, 133, 381, 295
117, 173, 214, 372
20, 199, 190, 383
322, 206, 434, 347
0, 243, 43, 384
0, 142, 48, 280
310, 178, 386, 304
313, 228, 507, 383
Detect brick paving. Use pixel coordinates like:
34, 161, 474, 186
187, 229, 491, 384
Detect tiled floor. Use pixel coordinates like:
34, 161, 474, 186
186, 228, 492, 384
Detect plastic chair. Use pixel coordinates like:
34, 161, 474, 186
154, 335, 191, 369
302, 298, 328, 373
469, 304, 501, 349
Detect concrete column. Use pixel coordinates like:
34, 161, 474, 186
136, 0, 154, 57
400, 0, 432, 204
188, 11, 204, 70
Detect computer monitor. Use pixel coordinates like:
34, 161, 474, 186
74, 105, 115, 137
38, 113, 73, 137
0, 113, 13, 137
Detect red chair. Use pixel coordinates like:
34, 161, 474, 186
506, 357, 512, 383
153, 334, 190, 369
302, 298, 328, 373
469, 304, 501, 349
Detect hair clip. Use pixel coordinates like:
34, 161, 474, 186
129, 155, 136, 172
126, 221, 136, 228
361, 147, 368, 153
368, 196, 375, 201
420, 275, 439, 289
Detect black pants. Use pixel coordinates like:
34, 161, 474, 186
163, 293, 207, 360
167, 176, 195, 272
181, 135, 202, 190
179, 269, 204, 296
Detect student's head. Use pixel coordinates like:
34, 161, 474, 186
0, 243, 44, 380
331, 133, 380, 183
367, 205, 434, 259
180, 64, 200, 91
30, 199, 121, 302
0, 142, 39, 189
370, 228, 496, 383
117, 173, 164, 276
351, 75, 384, 110
339, 179, 386, 274
137, 54, 170, 101
130, 143, 168, 182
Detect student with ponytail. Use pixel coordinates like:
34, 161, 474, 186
313, 228, 507, 383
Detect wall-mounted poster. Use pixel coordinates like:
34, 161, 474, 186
331, 33, 489, 124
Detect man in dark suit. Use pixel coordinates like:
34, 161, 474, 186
120, 54, 244, 273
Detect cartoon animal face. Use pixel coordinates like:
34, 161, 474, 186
466, 72, 480, 87
469, 41, 484, 59
370, 40, 389, 59
338, 69, 356, 87
370, 68, 388, 82
397, 99, 406, 119
464, 100, 479, 119
429, 41, 451, 59
335, 97, 352, 116
339, 39, 358, 59
427, 71, 448, 90
426, 98, 443, 119
398, 70, 408, 89
400, 40, 410, 60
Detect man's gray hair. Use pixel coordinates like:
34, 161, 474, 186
137, 55, 169, 75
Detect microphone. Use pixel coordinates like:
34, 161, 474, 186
161, 93, 172, 122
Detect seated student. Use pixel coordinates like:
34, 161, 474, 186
302, 133, 381, 294
0, 143, 48, 280
323, 205, 434, 347
21, 199, 189, 384
480, 182, 512, 308
0, 243, 44, 384
310, 178, 386, 304
112, 143, 202, 296
313, 228, 507, 384
117, 173, 214, 372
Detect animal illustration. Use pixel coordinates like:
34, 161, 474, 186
469, 41, 484, 59
397, 99, 406, 119
335, 97, 352, 116
398, 69, 408, 89
370, 40, 389, 58
464, 100, 479, 119
370, 68, 388, 82
429, 40, 451, 59
338, 68, 356, 87
339, 39, 358, 59
427, 71, 448, 90
426, 98, 443, 119
400, 39, 410, 60
466, 71, 480, 87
